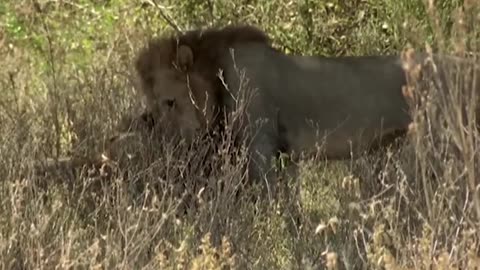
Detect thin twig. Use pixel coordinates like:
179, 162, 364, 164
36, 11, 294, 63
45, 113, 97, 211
144, 0, 183, 33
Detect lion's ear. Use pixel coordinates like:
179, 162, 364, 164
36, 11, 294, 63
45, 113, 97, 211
177, 45, 193, 71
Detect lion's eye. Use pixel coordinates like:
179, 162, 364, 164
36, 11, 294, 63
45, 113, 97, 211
141, 112, 155, 128
164, 99, 176, 108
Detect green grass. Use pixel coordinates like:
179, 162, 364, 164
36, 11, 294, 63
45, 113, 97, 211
1, 0, 479, 269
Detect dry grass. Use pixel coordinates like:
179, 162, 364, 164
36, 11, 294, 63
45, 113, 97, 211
1, 0, 480, 269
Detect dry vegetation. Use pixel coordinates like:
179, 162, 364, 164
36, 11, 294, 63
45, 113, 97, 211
1, 0, 480, 269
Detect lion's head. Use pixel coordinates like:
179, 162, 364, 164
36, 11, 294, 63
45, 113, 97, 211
136, 43, 217, 140
134, 25, 271, 141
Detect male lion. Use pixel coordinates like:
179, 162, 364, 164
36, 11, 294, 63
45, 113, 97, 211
135, 25, 270, 141
134, 24, 480, 197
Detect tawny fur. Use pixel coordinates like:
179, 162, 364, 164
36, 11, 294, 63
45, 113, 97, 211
135, 24, 271, 102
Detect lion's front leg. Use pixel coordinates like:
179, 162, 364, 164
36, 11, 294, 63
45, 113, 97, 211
246, 125, 282, 202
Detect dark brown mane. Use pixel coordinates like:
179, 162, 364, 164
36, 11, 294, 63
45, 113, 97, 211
135, 24, 271, 91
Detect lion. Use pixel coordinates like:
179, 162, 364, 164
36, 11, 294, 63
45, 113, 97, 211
134, 24, 480, 197
135, 25, 271, 141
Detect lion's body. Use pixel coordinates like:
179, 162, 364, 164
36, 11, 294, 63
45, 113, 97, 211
220, 42, 411, 163
134, 25, 480, 194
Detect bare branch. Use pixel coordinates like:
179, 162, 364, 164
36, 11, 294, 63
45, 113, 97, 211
144, 0, 183, 33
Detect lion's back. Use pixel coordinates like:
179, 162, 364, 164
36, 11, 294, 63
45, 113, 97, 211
218, 43, 412, 156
